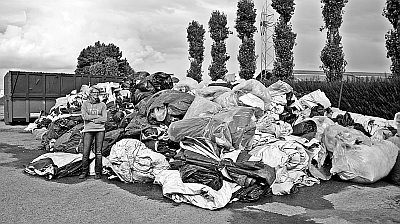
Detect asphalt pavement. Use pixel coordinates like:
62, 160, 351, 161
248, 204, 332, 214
0, 120, 399, 224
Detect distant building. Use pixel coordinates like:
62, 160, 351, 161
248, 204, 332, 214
293, 70, 390, 81
255, 69, 391, 81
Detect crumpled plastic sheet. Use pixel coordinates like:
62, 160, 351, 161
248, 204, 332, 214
25, 152, 95, 179
106, 139, 170, 183
232, 79, 272, 110
154, 170, 240, 210
183, 96, 222, 120
298, 89, 331, 109
168, 107, 256, 151
248, 140, 320, 195
323, 125, 399, 183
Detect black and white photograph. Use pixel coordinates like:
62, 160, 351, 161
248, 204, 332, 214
0, 0, 399, 223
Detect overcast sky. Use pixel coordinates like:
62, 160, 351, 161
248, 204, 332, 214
0, 0, 392, 89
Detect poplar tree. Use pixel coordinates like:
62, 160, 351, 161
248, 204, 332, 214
320, 0, 348, 82
383, 0, 400, 78
187, 20, 206, 83
235, 0, 257, 80
208, 11, 232, 81
271, 0, 297, 79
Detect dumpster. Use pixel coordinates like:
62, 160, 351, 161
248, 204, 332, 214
3, 71, 123, 124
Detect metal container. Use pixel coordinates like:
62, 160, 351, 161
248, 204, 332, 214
3, 71, 122, 124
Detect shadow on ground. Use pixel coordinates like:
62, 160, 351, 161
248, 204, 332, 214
0, 143, 176, 204
1, 141, 396, 223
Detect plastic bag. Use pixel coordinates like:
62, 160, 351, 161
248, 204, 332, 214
213, 91, 238, 109
232, 79, 271, 110
173, 77, 200, 92
107, 139, 170, 183
168, 107, 256, 151
299, 89, 331, 109
322, 125, 398, 183
192, 86, 231, 100
292, 120, 317, 140
238, 93, 265, 110
387, 136, 400, 185
266, 80, 293, 97
183, 96, 222, 120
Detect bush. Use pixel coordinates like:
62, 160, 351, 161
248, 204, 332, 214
263, 79, 400, 120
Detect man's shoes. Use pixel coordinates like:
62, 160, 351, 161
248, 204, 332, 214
79, 173, 87, 179
94, 174, 101, 179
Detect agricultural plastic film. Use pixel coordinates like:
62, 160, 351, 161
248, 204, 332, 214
51, 96, 69, 112
300, 116, 335, 141
149, 72, 174, 92
213, 91, 239, 109
124, 111, 152, 137
25, 123, 38, 132
256, 120, 292, 138
387, 136, 400, 185
291, 120, 317, 140
154, 170, 239, 210
25, 152, 93, 179
173, 77, 201, 92
232, 79, 272, 110
266, 80, 293, 97
395, 112, 400, 134
238, 93, 265, 110
32, 128, 47, 140
145, 90, 195, 125
266, 80, 293, 106
331, 108, 394, 137
54, 123, 84, 154
183, 96, 222, 120
298, 89, 331, 109
322, 125, 398, 183
107, 139, 170, 183
249, 141, 315, 195
168, 106, 257, 151
192, 86, 231, 100
146, 90, 195, 117
80, 85, 90, 97
101, 128, 125, 157
180, 163, 224, 191
175, 137, 276, 188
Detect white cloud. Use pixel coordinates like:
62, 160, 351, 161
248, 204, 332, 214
0, 0, 394, 90
0, 1, 177, 74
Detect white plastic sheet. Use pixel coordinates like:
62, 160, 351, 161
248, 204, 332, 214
154, 170, 240, 210
323, 125, 399, 183
107, 139, 170, 183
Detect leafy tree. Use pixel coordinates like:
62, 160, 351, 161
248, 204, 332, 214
208, 11, 232, 81
320, 0, 348, 82
187, 20, 206, 83
235, 0, 257, 80
272, 0, 295, 23
271, 0, 297, 79
75, 41, 134, 77
256, 70, 272, 82
119, 58, 135, 78
383, 0, 400, 78
237, 38, 257, 80
104, 57, 119, 76
89, 62, 105, 77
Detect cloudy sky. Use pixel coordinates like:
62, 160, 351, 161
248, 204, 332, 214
0, 0, 391, 90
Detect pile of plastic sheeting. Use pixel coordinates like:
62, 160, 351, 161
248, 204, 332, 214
24, 75, 400, 210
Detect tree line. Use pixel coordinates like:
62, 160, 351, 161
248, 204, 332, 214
75, 0, 400, 83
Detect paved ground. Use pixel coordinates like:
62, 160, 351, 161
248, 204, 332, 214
0, 115, 399, 224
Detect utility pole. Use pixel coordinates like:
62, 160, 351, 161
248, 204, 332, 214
260, 0, 275, 80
